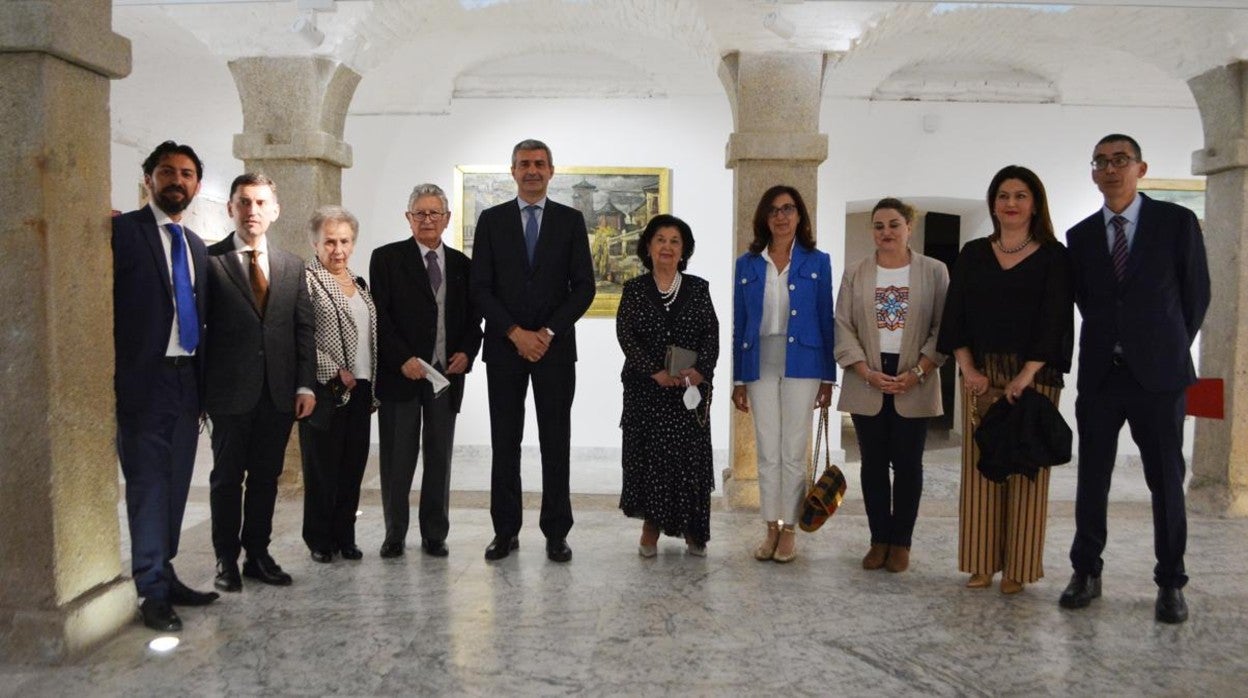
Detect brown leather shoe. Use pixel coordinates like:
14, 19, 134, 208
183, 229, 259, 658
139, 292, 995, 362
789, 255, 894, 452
862, 543, 889, 570
884, 545, 910, 573
1000, 578, 1024, 594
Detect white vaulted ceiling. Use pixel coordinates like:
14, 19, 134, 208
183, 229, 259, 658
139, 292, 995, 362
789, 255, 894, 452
110, 0, 1248, 141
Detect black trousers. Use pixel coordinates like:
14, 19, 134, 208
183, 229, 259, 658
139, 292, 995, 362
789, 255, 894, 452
850, 353, 929, 548
486, 359, 575, 540
208, 385, 295, 561
299, 380, 372, 552
1071, 360, 1188, 588
116, 361, 199, 601
377, 379, 457, 545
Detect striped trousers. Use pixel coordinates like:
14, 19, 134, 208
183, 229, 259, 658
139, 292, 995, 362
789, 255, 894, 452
958, 359, 1061, 584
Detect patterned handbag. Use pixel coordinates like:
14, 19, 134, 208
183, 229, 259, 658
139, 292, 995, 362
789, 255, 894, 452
798, 407, 848, 533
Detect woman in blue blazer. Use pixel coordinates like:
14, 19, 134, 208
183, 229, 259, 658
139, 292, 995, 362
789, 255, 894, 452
732, 185, 836, 563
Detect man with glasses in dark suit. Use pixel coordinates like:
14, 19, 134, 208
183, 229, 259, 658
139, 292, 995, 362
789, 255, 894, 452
1060, 134, 1211, 624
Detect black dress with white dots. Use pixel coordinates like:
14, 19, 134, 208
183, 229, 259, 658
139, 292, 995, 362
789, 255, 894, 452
615, 272, 719, 545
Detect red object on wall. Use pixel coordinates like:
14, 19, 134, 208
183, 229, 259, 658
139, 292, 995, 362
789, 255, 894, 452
1186, 378, 1224, 419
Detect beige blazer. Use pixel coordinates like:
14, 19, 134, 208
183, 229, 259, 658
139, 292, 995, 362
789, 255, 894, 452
834, 250, 949, 418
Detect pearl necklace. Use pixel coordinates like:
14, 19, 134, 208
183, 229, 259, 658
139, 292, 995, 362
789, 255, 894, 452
995, 234, 1033, 254
656, 271, 682, 311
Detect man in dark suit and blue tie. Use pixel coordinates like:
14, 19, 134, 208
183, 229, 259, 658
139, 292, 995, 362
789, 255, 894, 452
471, 139, 596, 562
370, 183, 482, 559
204, 173, 317, 592
1060, 134, 1211, 623
113, 140, 219, 632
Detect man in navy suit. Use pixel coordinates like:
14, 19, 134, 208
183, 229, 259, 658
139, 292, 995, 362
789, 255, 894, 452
1060, 134, 1211, 623
470, 139, 595, 562
204, 173, 317, 592
113, 141, 219, 632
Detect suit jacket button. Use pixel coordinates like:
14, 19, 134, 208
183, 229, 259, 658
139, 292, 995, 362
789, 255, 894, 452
811, 272, 817, 278
740, 277, 748, 284
791, 309, 797, 316
788, 284, 796, 291
742, 342, 749, 349
788, 336, 795, 343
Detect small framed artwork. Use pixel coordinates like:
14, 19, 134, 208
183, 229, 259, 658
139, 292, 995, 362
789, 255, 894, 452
453, 165, 672, 318
1139, 178, 1205, 223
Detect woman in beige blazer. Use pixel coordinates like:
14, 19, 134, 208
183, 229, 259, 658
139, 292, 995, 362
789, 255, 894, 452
834, 198, 949, 573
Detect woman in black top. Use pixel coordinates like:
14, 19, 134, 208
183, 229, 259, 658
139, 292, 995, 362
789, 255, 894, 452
616, 214, 719, 556
937, 165, 1073, 594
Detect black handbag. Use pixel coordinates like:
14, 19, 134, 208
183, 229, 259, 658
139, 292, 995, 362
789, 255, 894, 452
798, 407, 848, 533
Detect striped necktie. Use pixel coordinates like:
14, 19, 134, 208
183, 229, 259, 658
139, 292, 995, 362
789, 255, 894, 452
1110, 215, 1129, 282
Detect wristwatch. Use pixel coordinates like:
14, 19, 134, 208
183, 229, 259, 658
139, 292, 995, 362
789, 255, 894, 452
910, 365, 926, 384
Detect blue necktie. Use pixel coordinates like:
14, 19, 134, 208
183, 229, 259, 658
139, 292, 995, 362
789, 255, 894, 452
524, 204, 540, 264
167, 223, 199, 352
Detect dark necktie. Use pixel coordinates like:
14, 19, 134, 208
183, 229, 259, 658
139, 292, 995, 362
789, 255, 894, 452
1110, 215, 1129, 282
524, 204, 540, 264
426, 249, 442, 292
167, 223, 199, 352
249, 249, 269, 314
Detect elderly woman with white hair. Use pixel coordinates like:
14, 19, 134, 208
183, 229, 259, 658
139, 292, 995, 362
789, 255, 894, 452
298, 205, 378, 564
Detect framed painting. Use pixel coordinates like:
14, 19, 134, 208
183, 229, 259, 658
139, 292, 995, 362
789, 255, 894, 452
453, 165, 672, 318
1139, 178, 1205, 223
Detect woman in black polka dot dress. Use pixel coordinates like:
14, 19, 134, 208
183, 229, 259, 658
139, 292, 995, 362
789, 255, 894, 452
616, 214, 719, 556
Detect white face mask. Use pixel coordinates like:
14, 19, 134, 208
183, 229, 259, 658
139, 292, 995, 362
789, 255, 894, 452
683, 378, 702, 410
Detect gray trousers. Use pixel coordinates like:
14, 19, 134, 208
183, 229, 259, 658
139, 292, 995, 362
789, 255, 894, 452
378, 387, 456, 544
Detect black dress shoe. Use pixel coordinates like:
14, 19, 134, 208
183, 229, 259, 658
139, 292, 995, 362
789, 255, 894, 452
139, 599, 182, 632
545, 538, 572, 563
1058, 572, 1102, 609
169, 577, 219, 606
484, 535, 519, 561
310, 549, 334, 564
1156, 587, 1188, 624
422, 539, 449, 557
340, 545, 363, 560
214, 558, 242, 593
242, 553, 293, 586
379, 540, 405, 558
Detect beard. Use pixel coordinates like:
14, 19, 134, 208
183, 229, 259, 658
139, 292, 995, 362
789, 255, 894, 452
153, 185, 191, 215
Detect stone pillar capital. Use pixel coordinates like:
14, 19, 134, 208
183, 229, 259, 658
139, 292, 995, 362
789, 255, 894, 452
233, 131, 353, 169
0, 0, 130, 78
725, 132, 828, 167
1191, 138, 1248, 176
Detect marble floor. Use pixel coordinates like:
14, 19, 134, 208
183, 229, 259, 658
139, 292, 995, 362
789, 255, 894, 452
4, 430, 1248, 696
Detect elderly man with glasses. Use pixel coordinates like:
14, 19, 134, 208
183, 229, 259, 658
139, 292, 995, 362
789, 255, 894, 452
369, 183, 482, 559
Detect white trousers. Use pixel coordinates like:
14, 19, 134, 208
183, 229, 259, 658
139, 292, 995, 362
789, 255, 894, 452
747, 335, 821, 524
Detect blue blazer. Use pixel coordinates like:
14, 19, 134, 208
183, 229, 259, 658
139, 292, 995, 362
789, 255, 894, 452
1066, 193, 1210, 393
733, 244, 836, 383
112, 205, 209, 413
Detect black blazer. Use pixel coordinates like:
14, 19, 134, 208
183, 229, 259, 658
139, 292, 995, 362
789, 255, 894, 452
369, 238, 482, 411
112, 205, 209, 412
1066, 193, 1210, 393
469, 198, 596, 366
203, 233, 317, 415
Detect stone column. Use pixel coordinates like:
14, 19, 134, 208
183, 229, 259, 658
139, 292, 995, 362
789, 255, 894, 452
1187, 62, 1248, 517
719, 51, 830, 510
229, 56, 360, 487
0, 0, 135, 662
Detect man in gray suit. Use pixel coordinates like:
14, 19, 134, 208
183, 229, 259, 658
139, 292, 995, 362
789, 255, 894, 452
205, 173, 317, 592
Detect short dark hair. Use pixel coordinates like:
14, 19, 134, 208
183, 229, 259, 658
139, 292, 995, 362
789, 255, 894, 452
749, 185, 815, 255
872, 197, 915, 225
1096, 133, 1142, 161
511, 139, 553, 168
142, 140, 203, 180
636, 214, 695, 271
229, 172, 278, 201
987, 165, 1057, 245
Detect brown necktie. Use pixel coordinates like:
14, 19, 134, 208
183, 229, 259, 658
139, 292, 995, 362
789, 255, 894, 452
249, 250, 269, 314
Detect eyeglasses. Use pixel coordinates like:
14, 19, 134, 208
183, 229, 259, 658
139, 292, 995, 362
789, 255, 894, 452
1090, 155, 1137, 171
768, 203, 798, 219
407, 210, 447, 222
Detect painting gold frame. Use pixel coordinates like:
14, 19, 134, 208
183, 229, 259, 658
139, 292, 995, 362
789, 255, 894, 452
1139, 178, 1205, 223
453, 165, 672, 318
